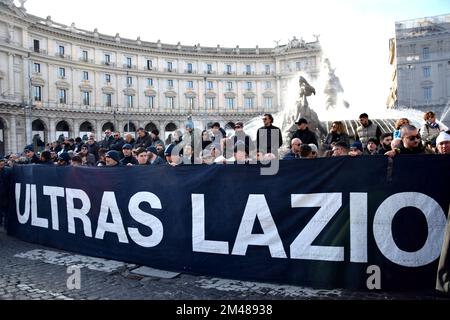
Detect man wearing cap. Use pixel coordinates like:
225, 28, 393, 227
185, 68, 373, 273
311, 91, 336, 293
147, 146, 165, 165
105, 150, 122, 167
349, 141, 364, 157
365, 138, 379, 156
56, 152, 71, 166
120, 144, 138, 166
293, 118, 318, 147
0, 157, 12, 227
229, 122, 255, 159
24, 145, 40, 164
436, 131, 450, 155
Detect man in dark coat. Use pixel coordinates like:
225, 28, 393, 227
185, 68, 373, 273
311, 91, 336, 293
24, 145, 40, 164
257, 114, 283, 157
292, 118, 318, 147
135, 128, 153, 149
0, 157, 12, 227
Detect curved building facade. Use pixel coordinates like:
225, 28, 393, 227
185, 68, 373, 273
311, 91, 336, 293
0, 0, 322, 155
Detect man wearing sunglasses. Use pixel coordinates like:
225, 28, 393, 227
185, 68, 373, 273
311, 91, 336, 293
385, 125, 434, 157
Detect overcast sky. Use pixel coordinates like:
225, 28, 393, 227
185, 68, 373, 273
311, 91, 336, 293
20, 0, 450, 115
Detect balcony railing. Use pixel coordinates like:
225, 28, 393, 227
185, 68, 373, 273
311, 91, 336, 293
55, 53, 72, 60
79, 58, 94, 64
164, 68, 177, 73
102, 61, 116, 67
123, 64, 137, 69
30, 48, 47, 55
204, 70, 216, 75
243, 71, 255, 75
223, 71, 236, 75
184, 70, 197, 74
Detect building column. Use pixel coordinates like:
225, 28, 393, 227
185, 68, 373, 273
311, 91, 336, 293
47, 118, 55, 143
96, 121, 103, 141
9, 114, 17, 154
8, 53, 15, 97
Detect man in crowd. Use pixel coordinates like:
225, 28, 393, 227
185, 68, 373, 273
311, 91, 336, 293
105, 150, 122, 167
147, 146, 165, 165
292, 118, 318, 147
257, 114, 283, 157
436, 131, 450, 155
86, 136, 99, 161
378, 133, 393, 155
40, 151, 55, 165
24, 145, 40, 164
120, 144, 138, 166
56, 152, 71, 166
385, 125, 434, 157
135, 128, 153, 149
229, 121, 255, 159
355, 113, 382, 149
332, 141, 349, 157
0, 157, 12, 227
283, 138, 302, 160
365, 138, 379, 155
349, 141, 364, 157
150, 130, 165, 149
100, 129, 114, 150
124, 133, 136, 148
109, 132, 125, 153
79, 145, 96, 166
135, 148, 149, 166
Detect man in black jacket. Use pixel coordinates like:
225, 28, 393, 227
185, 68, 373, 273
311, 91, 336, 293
24, 145, 40, 164
257, 114, 283, 157
135, 128, 153, 149
292, 118, 318, 147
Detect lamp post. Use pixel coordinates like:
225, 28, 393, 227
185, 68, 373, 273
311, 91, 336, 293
407, 64, 414, 109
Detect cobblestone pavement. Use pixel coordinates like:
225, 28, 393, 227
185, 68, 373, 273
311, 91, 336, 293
0, 227, 448, 301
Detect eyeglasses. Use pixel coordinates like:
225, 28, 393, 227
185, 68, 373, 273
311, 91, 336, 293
406, 134, 421, 141
114, 135, 119, 137
234, 126, 242, 129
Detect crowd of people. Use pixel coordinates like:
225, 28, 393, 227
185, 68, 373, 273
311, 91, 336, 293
0, 111, 449, 224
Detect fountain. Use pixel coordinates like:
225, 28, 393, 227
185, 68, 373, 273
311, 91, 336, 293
244, 56, 446, 151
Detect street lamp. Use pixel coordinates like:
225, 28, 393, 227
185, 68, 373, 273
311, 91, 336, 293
407, 64, 414, 109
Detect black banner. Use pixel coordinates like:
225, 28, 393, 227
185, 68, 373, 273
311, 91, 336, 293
7, 155, 450, 290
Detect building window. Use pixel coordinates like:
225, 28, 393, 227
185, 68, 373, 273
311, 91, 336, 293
265, 81, 272, 90
104, 93, 112, 107
167, 62, 173, 72
207, 98, 215, 109
187, 97, 194, 109
246, 65, 251, 75
147, 78, 153, 87
82, 71, 89, 81
226, 64, 232, 74
245, 97, 254, 109
127, 76, 133, 86
265, 65, 271, 74
246, 82, 253, 90
58, 89, 67, 104
58, 45, 65, 57
126, 57, 132, 68
147, 96, 154, 109
187, 81, 194, 89
105, 74, 111, 83
82, 50, 88, 61
33, 86, 42, 101
82, 91, 90, 106
104, 54, 111, 65
423, 47, 430, 60
33, 39, 40, 52
33, 63, 40, 73
207, 81, 213, 90
264, 97, 273, 109
207, 64, 213, 74
126, 95, 133, 108
167, 97, 174, 109
227, 81, 233, 90
423, 66, 431, 78
59, 67, 66, 78
187, 63, 193, 73
423, 87, 432, 101
147, 59, 153, 70
226, 98, 234, 109
168, 79, 174, 88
